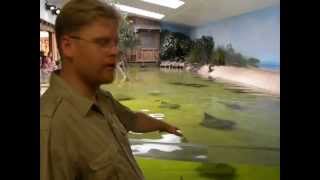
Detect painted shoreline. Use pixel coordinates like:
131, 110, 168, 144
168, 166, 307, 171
186, 65, 280, 96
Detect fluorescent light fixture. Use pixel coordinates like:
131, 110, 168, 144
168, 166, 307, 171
115, 4, 165, 20
141, 0, 184, 9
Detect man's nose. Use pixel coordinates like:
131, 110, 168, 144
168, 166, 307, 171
109, 44, 119, 56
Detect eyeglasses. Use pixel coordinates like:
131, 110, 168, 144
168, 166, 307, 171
69, 35, 118, 49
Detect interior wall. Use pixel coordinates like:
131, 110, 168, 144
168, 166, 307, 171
138, 30, 160, 49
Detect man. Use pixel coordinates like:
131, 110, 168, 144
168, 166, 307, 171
40, 0, 182, 179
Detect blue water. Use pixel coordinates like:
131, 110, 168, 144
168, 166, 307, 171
259, 63, 280, 71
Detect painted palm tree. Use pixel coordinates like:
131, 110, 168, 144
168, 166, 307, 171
214, 47, 226, 65
108, 0, 140, 82
118, 16, 140, 81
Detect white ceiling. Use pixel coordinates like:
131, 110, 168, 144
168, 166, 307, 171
49, 0, 280, 27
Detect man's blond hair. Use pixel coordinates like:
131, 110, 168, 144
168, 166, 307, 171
55, 0, 121, 55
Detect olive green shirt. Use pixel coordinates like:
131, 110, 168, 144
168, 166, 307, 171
40, 72, 144, 180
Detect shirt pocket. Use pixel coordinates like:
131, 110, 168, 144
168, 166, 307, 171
88, 150, 120, 180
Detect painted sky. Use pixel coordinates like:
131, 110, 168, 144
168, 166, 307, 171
191, 6, 280, 66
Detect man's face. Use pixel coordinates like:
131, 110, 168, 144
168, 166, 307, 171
63, 18, 119, 85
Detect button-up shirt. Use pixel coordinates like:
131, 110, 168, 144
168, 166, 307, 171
40, 72, 144, 180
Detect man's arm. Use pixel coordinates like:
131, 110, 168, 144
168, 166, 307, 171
129, 112, 183, 136
106, 91, 183, 136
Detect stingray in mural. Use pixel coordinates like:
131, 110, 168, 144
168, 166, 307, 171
201, 112, 236, 130
169, 82, 208, 88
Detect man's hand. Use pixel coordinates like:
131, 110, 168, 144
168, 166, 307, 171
160, 124, 183, 137
132, 112, 183, 137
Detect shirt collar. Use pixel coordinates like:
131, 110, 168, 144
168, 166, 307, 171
49, 71, 95, 117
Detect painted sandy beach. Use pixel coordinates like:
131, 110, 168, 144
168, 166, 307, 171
196, 65, 280, 96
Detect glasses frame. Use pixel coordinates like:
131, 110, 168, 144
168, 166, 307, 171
69, 35, 118, 50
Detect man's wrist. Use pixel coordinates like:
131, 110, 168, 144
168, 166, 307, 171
159, 122, 169, 132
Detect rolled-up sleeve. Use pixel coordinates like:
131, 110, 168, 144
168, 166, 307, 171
108, 95, 138, 131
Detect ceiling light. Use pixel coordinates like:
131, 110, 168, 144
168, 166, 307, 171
45, 2, 50, 10
115, 4, 165, 20
45, 2, 56, 11
55, 8, 61, 15
141, 0, 184, 9
51, 8, 61, 15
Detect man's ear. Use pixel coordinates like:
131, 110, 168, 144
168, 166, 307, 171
60, 35, 74, 60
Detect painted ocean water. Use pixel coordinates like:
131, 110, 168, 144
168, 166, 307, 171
259, 63, 280, 71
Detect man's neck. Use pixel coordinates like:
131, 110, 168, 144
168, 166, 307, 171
59, 69, 98, 102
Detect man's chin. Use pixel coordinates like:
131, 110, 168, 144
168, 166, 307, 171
101, 72, 115, 84
100, 78, 113, 84
100, 74, 115, 84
